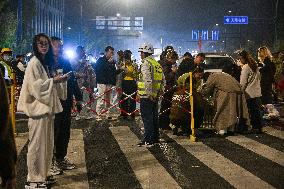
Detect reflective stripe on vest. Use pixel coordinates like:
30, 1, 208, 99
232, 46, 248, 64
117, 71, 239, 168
138, 57, 163, 97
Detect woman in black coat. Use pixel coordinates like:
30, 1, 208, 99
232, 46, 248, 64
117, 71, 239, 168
258, 46, 276, 105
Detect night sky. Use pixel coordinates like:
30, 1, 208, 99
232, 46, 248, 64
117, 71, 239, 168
64, 0, 283, 54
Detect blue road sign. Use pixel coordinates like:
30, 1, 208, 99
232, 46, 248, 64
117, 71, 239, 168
201, 30, 208, 40
224, 16, 248, 24
192, 30, 199, 40
212, 30, 219, 40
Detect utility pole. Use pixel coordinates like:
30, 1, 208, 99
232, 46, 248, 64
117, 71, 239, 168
224, 28, 227, 51
273, 0, 279, 50
160, 36, 163, 50
79, 0, 83, 45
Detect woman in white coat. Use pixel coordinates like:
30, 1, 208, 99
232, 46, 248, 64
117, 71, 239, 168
17, 33, 67, 189
238, 50, 263, 133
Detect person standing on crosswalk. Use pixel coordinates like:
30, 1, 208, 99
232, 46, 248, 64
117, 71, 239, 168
72, 46, 96, 120
137, 43, 165, 146
94, 46, 121, 120
50, 37, 83, 175
239, 50, 263, 133
17, 33, 67, 189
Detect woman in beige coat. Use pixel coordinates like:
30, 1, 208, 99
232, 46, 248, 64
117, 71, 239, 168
202, 66, 250, 135
17, 33, 67, 189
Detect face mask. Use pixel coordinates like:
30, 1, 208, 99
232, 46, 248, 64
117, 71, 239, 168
3, 54, 12, 61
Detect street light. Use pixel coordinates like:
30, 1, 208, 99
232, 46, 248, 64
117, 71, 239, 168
116, 13, 121, 17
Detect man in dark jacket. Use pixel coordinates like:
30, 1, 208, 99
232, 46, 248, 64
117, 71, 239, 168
51, 37, 83, 174
177, 53, 205, 78
94, 46, 122, 119
158, 49, 178, 130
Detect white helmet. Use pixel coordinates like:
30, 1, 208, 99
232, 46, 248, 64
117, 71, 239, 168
138, 43, 154, 54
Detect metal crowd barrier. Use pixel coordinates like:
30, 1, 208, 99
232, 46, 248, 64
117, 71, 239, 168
73, 72, 198, 141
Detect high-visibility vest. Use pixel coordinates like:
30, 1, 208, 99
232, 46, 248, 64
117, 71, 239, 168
138, 56, 163, 98
0, 60, 12, 79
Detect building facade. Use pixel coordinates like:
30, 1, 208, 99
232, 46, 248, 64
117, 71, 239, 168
32, 0, 64, 38
17, 0, 64, 47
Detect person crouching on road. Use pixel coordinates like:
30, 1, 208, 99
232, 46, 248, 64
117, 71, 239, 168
50, 37, 83, 175
17, 33, 68, 189
170, 67, 205, 136
137, 43, 165, 147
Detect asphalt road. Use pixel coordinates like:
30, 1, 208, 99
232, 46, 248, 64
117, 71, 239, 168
9, 115, 284, 189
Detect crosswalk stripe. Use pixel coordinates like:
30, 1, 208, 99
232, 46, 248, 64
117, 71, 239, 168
263, 126, 284, 140
110, 126, 182, 189
15, 132, 28, 156
53, 129, 89, 189
167, 133, 274, 189
226, 135, 284, 166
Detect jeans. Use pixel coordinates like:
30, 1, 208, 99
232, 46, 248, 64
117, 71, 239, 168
140, 98, 159, 143
54, 105, 71, 160
247, 97, 263, 129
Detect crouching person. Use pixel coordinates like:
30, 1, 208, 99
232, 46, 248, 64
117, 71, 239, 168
170, 67, 205, 136
201, 66, 250, 136
17, 33, 67, 189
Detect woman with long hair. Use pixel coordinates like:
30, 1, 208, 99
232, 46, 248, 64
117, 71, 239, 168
258, 46, 276, 105
17, 33, 67, 189
239, 50, 263, 133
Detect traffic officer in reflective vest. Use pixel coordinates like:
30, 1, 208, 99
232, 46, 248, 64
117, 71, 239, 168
0, 48, 13, 86
137, 43, 165, 146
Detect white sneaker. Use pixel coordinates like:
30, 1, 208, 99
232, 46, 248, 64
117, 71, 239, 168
50, 161, 63, 176
25, 182, 47, 189
75, 115, 82, 121
218, 129, 227, 135
57, 158, 77, 170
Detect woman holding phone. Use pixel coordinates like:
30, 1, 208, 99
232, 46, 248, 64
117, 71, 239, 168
17, 33, 67, 189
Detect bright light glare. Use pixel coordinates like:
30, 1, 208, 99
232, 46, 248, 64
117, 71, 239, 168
65, 49, 75, 59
